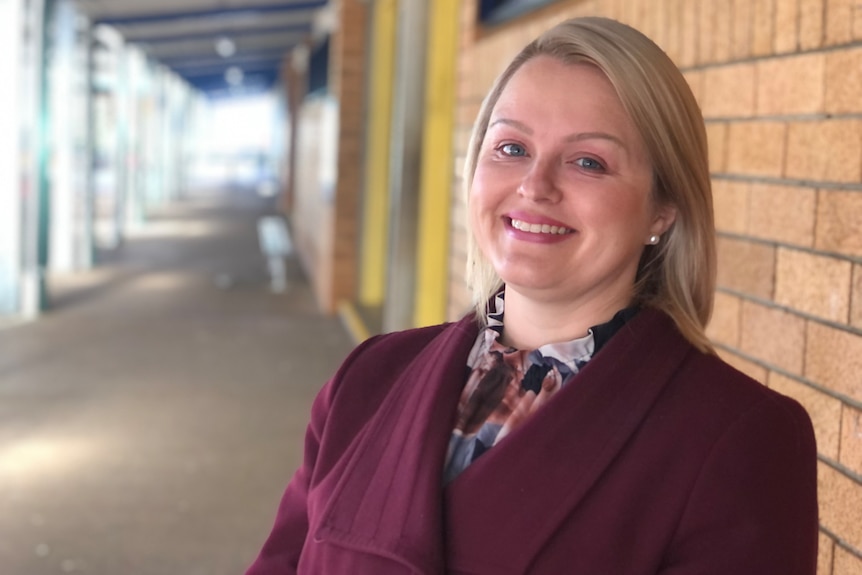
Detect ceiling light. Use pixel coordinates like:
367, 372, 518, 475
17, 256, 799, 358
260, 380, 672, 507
215, 37, 236, 58
225, 66, 244, 86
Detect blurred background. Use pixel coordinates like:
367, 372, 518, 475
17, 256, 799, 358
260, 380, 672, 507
1, 0, 862, 573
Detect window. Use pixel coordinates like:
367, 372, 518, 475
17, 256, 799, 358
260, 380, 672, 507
478, 0, 561, 25
307, 35, 329, 95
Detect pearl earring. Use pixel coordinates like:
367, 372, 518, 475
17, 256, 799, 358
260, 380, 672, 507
648, 235, 660, 245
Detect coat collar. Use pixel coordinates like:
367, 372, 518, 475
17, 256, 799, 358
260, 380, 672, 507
314, 314, 479, 573
444, 308, 694, 573
315, 309, 693, 574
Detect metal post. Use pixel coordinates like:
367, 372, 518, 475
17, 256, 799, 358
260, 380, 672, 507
382, 0, 427, 333
0, 0, 25, 315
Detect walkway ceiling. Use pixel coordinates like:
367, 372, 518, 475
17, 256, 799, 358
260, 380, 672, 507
72, 0, 330, 97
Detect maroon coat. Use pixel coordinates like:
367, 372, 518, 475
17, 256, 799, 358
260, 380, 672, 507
246, 308, 818, 574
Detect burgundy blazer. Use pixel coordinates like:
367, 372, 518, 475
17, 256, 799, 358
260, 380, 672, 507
246, 308, 818, 574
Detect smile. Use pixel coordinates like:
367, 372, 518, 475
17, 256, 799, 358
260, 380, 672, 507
510, 218, 572, 235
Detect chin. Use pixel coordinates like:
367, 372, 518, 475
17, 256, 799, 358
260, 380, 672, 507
499, 278, 563, 298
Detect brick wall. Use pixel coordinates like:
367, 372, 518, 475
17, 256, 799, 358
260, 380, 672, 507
328, 0, 367, 312
448, 1, 862, 570
289, 0, 367, 314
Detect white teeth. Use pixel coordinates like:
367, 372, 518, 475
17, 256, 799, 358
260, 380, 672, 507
511, 218, 570, 235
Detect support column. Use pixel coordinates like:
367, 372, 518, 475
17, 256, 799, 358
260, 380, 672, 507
0, 0, 47, 317
46, 0, 94, 272
382, 0, 427, 333
0, 0, 26, 315
357, 0, 397, 314
413, 0, 459, 326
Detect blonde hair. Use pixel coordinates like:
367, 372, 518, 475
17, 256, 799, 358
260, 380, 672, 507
465, 17, 716, 353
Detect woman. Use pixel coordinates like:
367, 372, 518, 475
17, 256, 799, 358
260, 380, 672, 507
246, 17, 818, 574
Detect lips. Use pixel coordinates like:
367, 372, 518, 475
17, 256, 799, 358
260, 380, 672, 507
508, 217, 573, 235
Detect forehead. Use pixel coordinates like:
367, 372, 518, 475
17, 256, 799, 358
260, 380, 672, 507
493, 56, 622, 117
489, 56, 645, 147
484, 56, 654, 170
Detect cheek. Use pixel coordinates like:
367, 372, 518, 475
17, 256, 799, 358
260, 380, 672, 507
468, 175, 493, 222
468, 189, 489, 245
468, 184, 499, 258
588, 189, 654, 232
469, 163, 508, 211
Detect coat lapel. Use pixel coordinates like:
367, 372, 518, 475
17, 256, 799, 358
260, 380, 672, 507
314, 315, 479, 573
444, 309, 694, 573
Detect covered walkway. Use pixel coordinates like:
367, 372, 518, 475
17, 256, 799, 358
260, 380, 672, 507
0, 187, 354, 575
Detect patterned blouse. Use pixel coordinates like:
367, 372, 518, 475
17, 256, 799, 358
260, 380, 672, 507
443, 292, 637, 484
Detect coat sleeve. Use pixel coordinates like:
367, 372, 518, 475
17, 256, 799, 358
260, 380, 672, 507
658, 394, 819, 575
244, 336, 384, 575
243, 376, 336, 575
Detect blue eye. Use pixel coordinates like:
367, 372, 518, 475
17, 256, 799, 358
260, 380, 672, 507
499, 143, 527, 157
575, 157, 605, 171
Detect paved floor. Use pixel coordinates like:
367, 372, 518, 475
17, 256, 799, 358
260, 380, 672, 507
0, 187, 355, 575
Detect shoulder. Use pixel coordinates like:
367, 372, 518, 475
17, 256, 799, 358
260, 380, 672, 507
321, 315, 479, 409
682, 348, 809, 421
624, 308, 815, 453
334, 315, 478, 382
306, 316, 479, 468
631, 308, 811, 430
657, 340, 816, 473
658, 353, 819, 572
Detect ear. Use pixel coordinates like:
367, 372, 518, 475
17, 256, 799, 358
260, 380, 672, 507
649, 203, 677, 237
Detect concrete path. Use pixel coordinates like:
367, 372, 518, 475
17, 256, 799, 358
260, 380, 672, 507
0, 188, 355, 575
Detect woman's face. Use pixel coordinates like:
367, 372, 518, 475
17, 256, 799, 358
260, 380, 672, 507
469, 56, 674, 312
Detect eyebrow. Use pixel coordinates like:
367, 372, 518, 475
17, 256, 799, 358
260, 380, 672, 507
488, 117, 627, 149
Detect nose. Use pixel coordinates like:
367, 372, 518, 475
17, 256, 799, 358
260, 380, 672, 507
517, 158, 561, 203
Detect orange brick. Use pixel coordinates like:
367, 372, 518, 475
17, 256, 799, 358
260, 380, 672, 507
769, 372, 842, 459
731, 0, 754, 58
756, 53, 826, 116
752, 0, 777, 56
856, 4, 862, 40
601, 0, 624, 21
702, 63, 756, 118
818, 463, 862, 558
819, 532, 835, 575
716, 348, 769, 383
716, 237, 776, 299
800, 0, 826, 49
775, 248, 852, 323
853, 265, 862, 329
448, 287, 472, 321
454, 140, 469, 175
708, 291, 742, 347
841, 404, 862, 477
785, 120, 862, 183
826, 0, 855, 45
774, 0, 800, 53
834, 545, 862, 575
663, 0, 684, 64
705, 122, 728, 172
679, 0, 699, 67
806, 322, 862, 403
748, 183, 816, 247
816, 190, 862, 258
712, 179, 749, 234
618, 0, 638, 20
740, 301, 805, 374
457, 99, 481, 126
712, 0, 733, 63
684, 70, 705, 110
635, 0, 660, 46
726, 121, 786, 177
825, 48, 862, 114
698, 0, 716, 63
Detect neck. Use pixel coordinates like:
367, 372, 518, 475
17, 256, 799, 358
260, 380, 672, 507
500, 287, 631, 350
